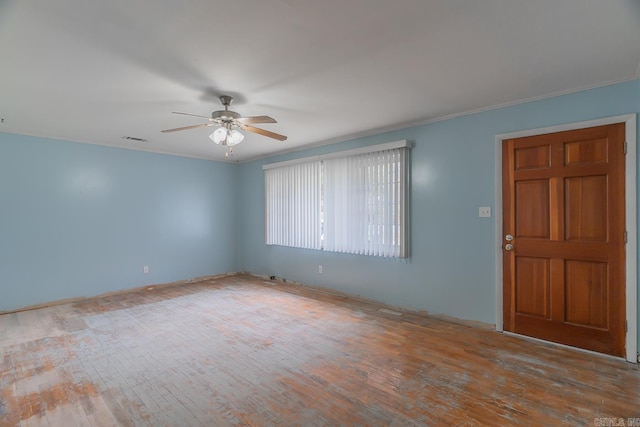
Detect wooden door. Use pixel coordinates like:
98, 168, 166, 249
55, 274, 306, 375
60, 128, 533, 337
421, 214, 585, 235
502, 123, 626, 357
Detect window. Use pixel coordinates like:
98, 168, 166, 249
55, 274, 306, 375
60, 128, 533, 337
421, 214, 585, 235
264, 140, 410, 258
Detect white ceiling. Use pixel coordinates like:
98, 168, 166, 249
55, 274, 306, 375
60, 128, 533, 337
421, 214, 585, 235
1, 1, 639, 163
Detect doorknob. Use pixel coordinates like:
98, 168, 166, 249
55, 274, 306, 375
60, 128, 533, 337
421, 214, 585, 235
505, 243, 514, 251
505, 234, 513, 241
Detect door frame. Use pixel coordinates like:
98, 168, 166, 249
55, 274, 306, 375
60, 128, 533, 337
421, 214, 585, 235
494, 114, 637, 363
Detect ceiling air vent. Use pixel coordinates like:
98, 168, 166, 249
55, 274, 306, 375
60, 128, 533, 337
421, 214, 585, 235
122, 136, 147, 142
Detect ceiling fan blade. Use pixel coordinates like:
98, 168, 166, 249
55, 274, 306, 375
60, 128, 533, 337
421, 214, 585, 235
161, 123, 213, 133
241, 124, 288, 141
172, 111, 214, 120
236, 115, 277, 124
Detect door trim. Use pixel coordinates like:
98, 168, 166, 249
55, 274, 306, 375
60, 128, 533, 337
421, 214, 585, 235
494, 114, 637, 363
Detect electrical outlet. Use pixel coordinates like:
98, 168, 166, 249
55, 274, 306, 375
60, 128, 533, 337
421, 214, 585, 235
478, 207, 491, 218
318, 265, 323, 274
143, 266, 149, 274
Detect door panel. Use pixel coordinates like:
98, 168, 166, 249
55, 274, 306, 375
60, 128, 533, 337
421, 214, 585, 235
565, 260, 608, 328
515, 257, 550, 319
515, 145, 551, 170
564, 138, 608, 165
515, 180, 550, 239
565, 176, 608, 242
503, 123, 625, 357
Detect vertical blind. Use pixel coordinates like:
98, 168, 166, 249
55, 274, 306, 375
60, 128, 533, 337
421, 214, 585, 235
264, 141, 409, 258
324, 149, 406, 258
264, 161, 322, 250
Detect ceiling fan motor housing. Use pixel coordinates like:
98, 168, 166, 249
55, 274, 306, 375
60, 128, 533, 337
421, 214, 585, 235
211, 110, 240, 122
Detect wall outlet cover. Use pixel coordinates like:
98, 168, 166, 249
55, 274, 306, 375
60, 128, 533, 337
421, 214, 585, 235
479, 207, 491, 218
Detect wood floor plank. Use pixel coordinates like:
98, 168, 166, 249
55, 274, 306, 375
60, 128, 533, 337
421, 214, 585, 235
1, 273, 639, 426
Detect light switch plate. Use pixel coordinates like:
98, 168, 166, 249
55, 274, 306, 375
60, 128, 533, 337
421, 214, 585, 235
479, 207, 491, 218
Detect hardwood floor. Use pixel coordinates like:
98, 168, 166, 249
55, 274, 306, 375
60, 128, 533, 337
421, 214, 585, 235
1, 274, 638, 426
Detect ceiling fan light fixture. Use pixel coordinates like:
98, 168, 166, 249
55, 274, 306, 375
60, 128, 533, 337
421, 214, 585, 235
210, 126, 244, 147
226, 129, 244, 146
210, 127, 227, 144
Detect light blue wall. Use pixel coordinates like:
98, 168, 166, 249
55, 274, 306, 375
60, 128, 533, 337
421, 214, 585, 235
2, 80, 638, 345
0, 133, 238, 311
237, 79, 640, 336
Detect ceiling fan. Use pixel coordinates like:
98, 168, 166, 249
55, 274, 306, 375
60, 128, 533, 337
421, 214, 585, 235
161, 95, 287, 157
